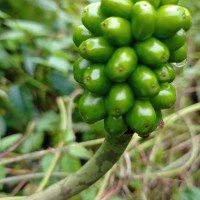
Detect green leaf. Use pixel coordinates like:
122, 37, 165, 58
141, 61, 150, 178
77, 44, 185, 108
64, 129, 75, 143
108, 197, 123, 200
31, 0, 60, 12
7, 85, 35, 122
0, 30, 25, 40
17, 132, 44, 154
49, 71, 74, 95
81, 187, 97, 200
35, 38, 72, 52
0, 165, 6, 189
0, 133, 22, 151
30, 57, 49, 66
23, 55, 37, 76
0, 10, 9, 19
60, 155, 81, 173
0, 117, 6, 137
47, 55, 70, 73
54, 51, 71, 61
68, 195, 82, 200
41, 154, 59, 172
4, 40, 19, 52
36, 111, 60, 135
68, 145, 91, 160
180, 187, 200, 200
0, 46, 12, 69
128, 179, 142, 191
5, 20, 50, 36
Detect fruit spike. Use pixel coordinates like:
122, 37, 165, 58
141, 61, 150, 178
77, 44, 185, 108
73, 0, 191, 137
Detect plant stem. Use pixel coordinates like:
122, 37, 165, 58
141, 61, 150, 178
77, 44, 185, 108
0, 197, 24, 200
94, 169, 112, 200
0, 120, 37, 158
0, 138, 104, 166
0, 172, 68, 184
36, 142, 64, 192
26, 133, 133, 200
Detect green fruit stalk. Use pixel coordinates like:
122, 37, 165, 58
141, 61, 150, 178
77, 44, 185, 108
26, 1, 192, 200
73, 0, 191, 138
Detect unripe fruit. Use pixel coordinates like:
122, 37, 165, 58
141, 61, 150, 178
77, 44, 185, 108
182, 8, 192, 31
78, 37, 115, 63
125, 99, 157, 136
83, 63, 112, 95
154, 5, 187, 38
131, 1, 156, 41
104, 115, 128, 137
101, 0, 134, 20
169, 43, 187, 63
133, 0, 160, 8
101, 17, 132, 46
134, 37, 170, 67
78, 91, 107, 124
148, 110, 163, 134
153, 63, 176, 83
129, 65, 160, 99
73, 25, 93, 47
82, 2, 106, 36
106, 84, 134, 116
162, 29, 186, 51
105, 47, 138, 82
150, 83, 176, 109
159, 0, 179, 6
73, 58, 90, 83
74, 1, 191, 138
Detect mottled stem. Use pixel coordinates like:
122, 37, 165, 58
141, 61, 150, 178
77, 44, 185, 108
26, 134, 133, 200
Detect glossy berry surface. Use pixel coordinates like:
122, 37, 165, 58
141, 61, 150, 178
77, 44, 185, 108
73, 0, 191, 137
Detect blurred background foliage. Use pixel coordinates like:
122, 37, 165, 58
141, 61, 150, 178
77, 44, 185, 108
0, 0, 200, 199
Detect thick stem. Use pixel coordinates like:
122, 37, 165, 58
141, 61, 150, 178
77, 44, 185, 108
26, 134, 132, 200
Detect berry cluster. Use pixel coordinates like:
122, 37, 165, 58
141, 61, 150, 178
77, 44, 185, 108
73, 0, 191, 137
